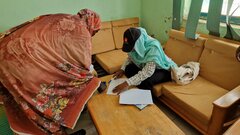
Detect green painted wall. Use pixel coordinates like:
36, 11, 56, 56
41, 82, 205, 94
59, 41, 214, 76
0, 0, 172, 44
2, 0, 238, 44
0, 0, 141, 33
141, 0, 173, 44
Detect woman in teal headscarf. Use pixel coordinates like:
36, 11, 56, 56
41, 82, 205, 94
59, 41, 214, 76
113, 27, 177, 94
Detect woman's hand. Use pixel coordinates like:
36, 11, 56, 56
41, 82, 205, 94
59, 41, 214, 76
112, 81, 129, 94
113, 69, 124, 79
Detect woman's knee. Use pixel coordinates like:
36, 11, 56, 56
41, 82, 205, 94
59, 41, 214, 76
125, 64, 140, 78
137, 79, 153, 90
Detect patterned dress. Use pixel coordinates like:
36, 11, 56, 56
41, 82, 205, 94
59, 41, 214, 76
0, 9, 101, 134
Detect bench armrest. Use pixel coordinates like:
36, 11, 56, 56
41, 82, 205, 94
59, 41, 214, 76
208, 85, 240, 135
213, 85, 240, 108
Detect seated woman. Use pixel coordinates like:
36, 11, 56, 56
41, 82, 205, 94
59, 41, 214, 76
113, 27, 177, 94
0, 9, 101, 134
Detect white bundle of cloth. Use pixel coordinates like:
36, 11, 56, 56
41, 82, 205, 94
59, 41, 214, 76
171, 62, 200, 85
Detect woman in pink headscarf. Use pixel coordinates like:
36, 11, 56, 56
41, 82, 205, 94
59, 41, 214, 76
0, 9, 101, 134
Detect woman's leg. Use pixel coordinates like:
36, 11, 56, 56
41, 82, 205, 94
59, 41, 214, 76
124, 63, 141, 78
137, 69, 171, 90
125, 63, 171, 90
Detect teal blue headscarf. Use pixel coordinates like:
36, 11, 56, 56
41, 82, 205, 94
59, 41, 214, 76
128, 27, 177, 70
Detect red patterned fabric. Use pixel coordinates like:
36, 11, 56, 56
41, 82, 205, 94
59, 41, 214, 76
0, 9, 101, 134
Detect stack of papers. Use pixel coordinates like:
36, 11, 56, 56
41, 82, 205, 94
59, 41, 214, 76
106, 78, 153, 110
119, 89, 153, 110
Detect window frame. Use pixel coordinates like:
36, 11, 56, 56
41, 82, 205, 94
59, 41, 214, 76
199, 12, 240, 25
184, 0, 240, 26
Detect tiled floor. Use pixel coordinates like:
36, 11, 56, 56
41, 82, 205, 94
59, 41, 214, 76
66, 109, 97, 135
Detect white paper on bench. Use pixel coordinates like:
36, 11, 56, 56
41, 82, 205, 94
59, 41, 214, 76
135, 104, 148, 110
119, 89, 153, 105
107, 78, 127, 95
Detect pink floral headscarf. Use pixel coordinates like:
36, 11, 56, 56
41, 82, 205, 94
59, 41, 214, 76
78, 9, 101, 36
